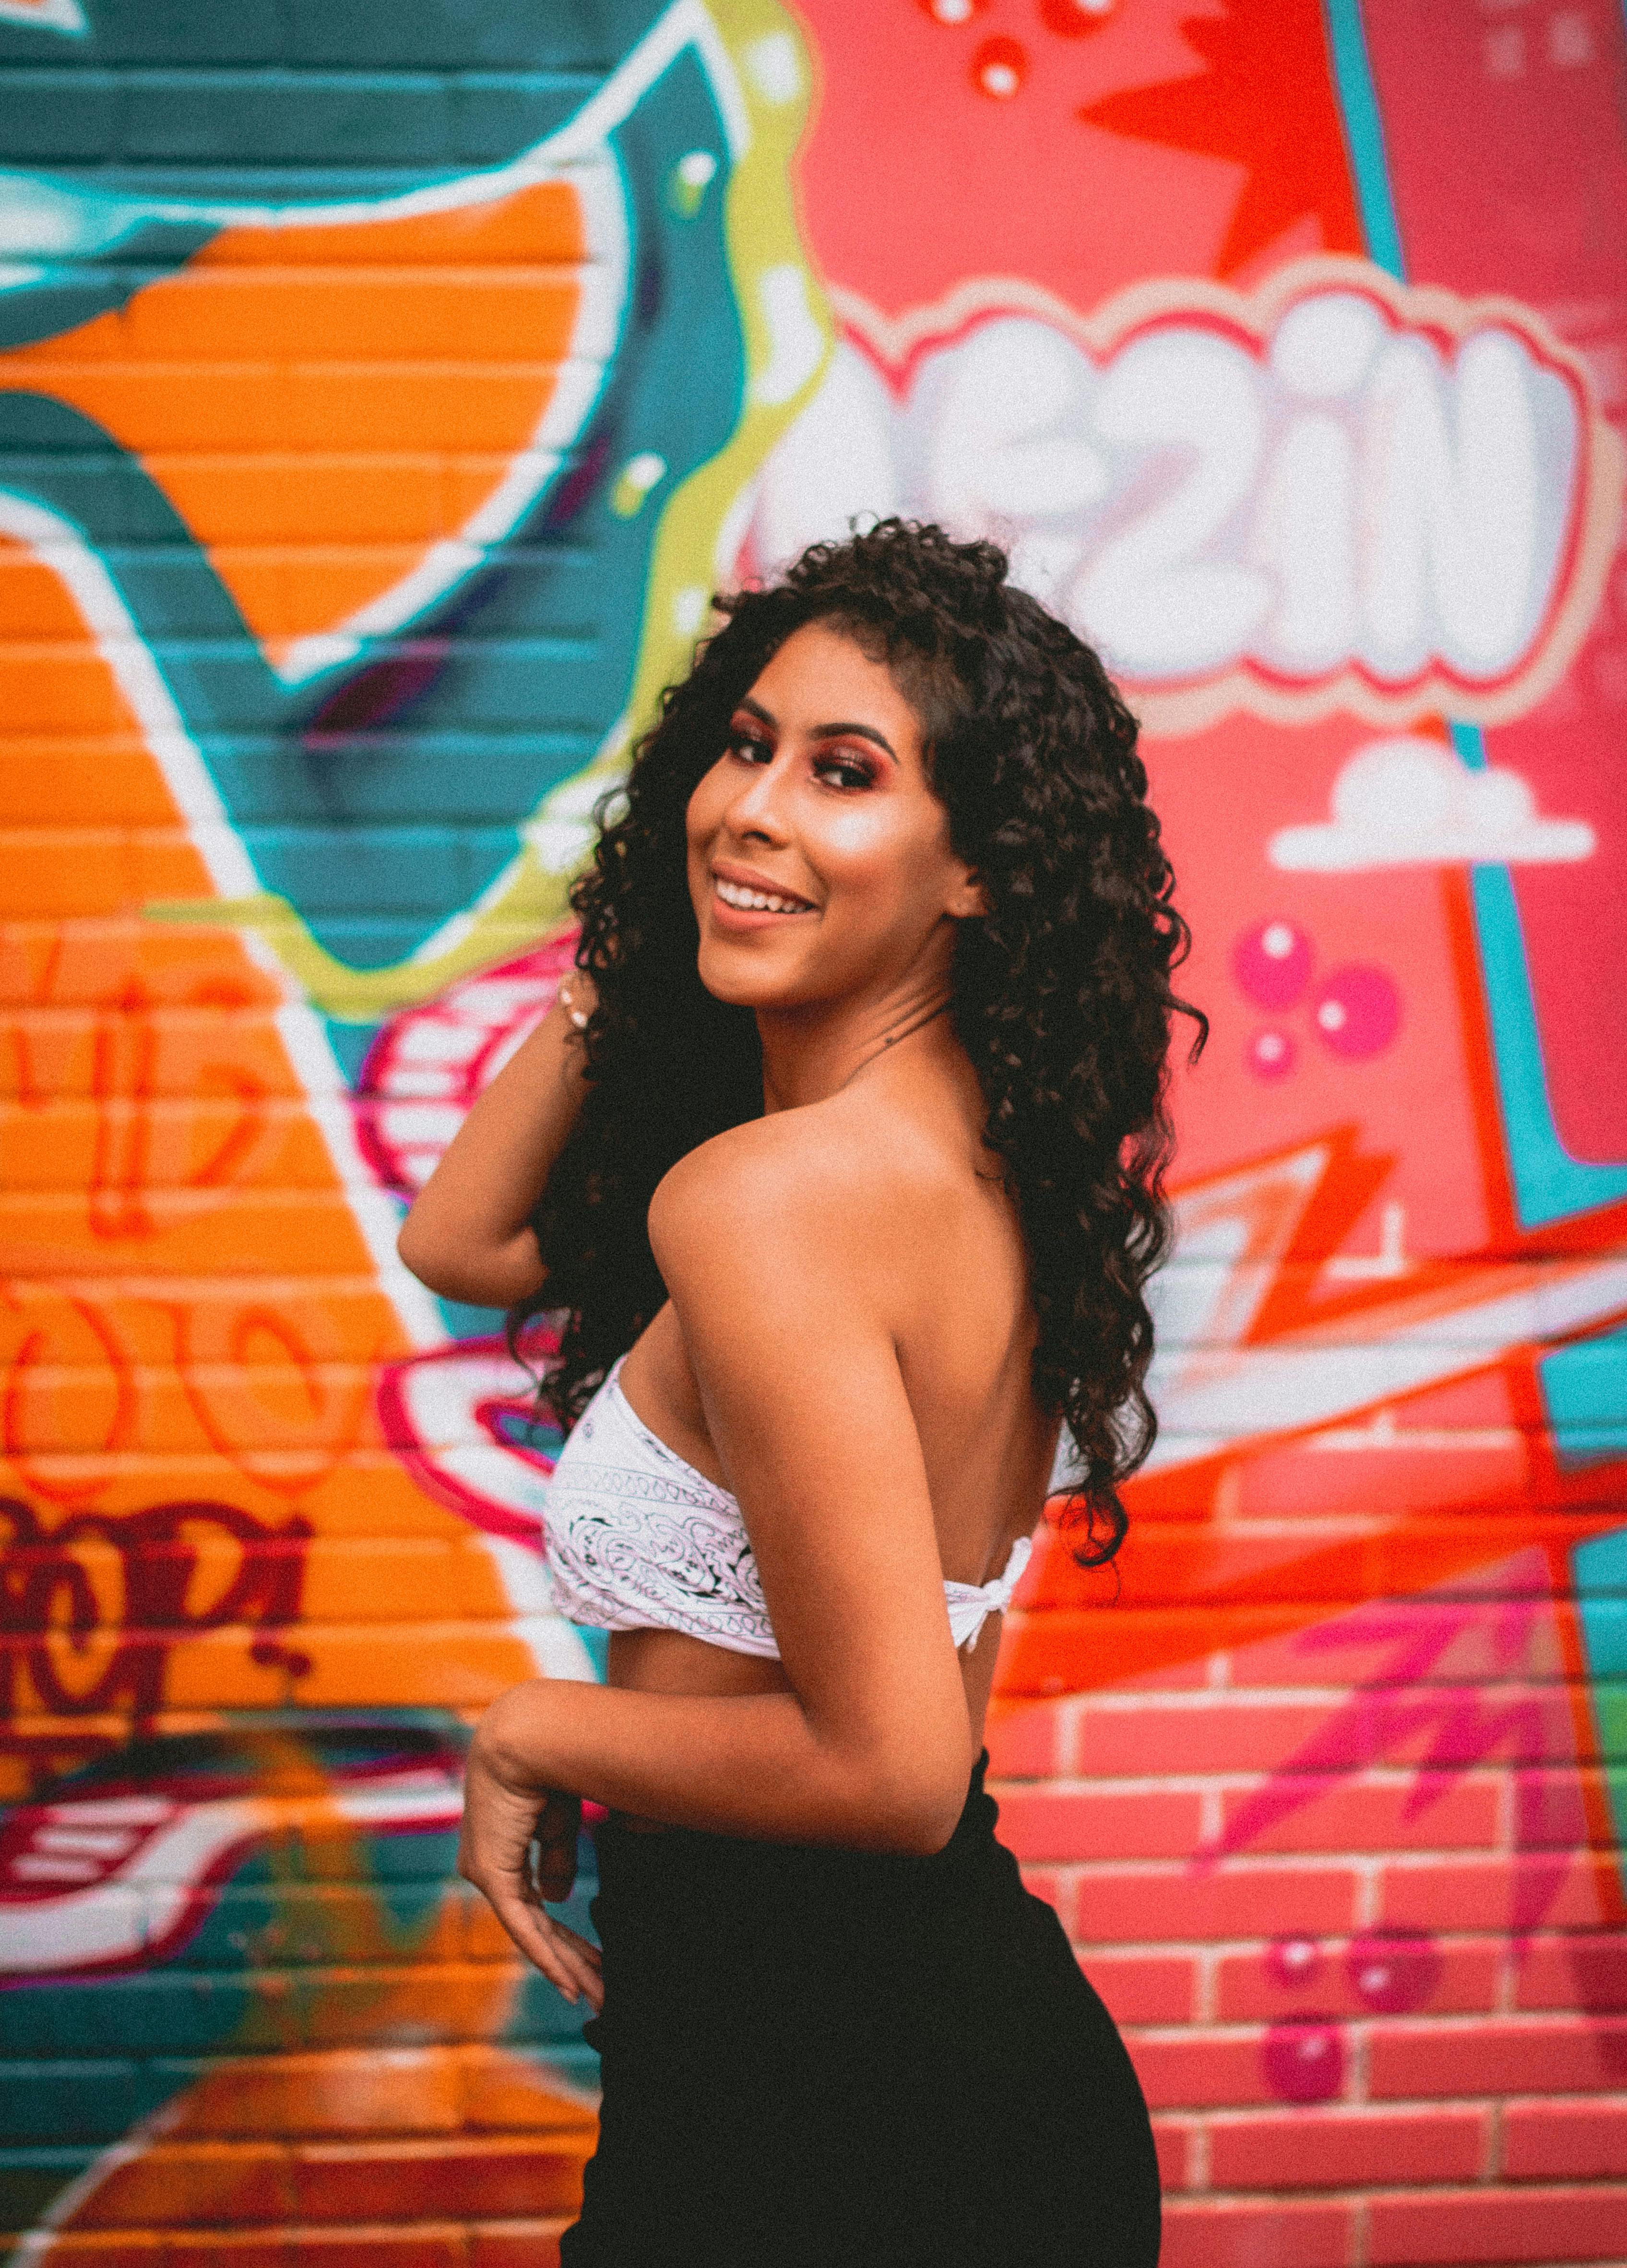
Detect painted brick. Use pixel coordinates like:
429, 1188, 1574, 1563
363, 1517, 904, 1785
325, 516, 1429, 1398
1366, 2183, 1627, 2265
292, 1966, 500, 2051
148, 2051, 464, 2138
983, 1698, 1060, 1778
1378, 1854, 1614, 1934
24, 2243, 162, 2268
1018, 1866, 1064, 1913
1209, 2107, 1487, 2190
1225, 1607, 1569, 1691
996, 1786, 1202, 1862
67, 2144, 292, 2230
1368, 2017, 1627, 2099
1079, 1954, 1198, 2026
1072, 1863, 1360, 1945
452, 2049, 601, 2137
1000, 1605, 1312, 1692
164, 2239, 291, 2268
1125, 2031, 1281, 2111
1161, 2198, 1355, 2268
1151, 2118, 1197, 2192
284, 2232, 464, 2268
1515, 1931, 1627, 2012
1072, 1700, 1334, 1779
1216, 1936, 1502, 2022
1511, 1767, 1606, 1846
465, 2222, 570, 2268
1502, 2100, 1627, 2179
1217, 1772, 1501, 1855
290, 2138, 591, 2223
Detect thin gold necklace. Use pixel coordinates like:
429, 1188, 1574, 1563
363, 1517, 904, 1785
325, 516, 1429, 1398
836, 997, 953, 1093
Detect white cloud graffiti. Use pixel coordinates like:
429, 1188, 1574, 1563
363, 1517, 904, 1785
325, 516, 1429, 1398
1269, 738, 1596, 872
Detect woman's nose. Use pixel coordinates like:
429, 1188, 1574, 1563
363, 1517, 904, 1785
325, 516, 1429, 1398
723, 754, 793, 842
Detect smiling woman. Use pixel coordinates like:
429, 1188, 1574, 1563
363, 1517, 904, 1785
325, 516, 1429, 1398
396, 520, 1203, 2265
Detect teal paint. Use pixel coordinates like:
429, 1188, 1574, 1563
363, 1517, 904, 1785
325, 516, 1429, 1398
1539, 1327, 1627, 1468
0, 17, 746, 970
1574, 1526, 1627, 1859
1319, 12, 1627, 1895
1319, 0, 1406, 281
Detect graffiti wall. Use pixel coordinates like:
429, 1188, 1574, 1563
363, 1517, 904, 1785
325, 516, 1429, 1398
1, 0, 1624, 2261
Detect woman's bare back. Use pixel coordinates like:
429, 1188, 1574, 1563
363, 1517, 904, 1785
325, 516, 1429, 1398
609, 1059, 1060, 1739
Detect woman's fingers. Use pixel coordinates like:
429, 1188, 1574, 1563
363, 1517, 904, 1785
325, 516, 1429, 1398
487, 1885, 605, 2008
457, 1755, 598, 2002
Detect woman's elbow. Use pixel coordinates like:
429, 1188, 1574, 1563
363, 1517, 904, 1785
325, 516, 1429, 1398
862, 1751, 970, 1858
395, 1210, 455, 1297
395, 1211, 507, 1305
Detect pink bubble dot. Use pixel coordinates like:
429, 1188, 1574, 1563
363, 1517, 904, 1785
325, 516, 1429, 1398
972, 34, 1026, 94
1346, 1932, 1441, 2014
1310, 965, 1401, 1060
918, 0, 986, 19
1232, 918, 1313, 1010
1040, 0, 1116, 31
1266, 1935, 1322, 1990
1262, 2019, 1344, 2104
1247, 1027, 1296, 1081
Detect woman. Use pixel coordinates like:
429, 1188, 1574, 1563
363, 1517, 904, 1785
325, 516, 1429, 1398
399, 520, 1204, 2265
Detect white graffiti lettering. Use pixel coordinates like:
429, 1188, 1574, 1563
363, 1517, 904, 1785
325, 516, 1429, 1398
749, 263, 1620, 730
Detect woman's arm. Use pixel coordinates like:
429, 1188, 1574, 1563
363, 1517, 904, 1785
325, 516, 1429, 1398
396, 973, 594, 1307
457, 1113, 979, 1985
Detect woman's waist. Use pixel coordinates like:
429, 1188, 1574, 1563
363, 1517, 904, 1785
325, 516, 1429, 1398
594, 1749, 1001, 1872
604, 1623, 795, 1700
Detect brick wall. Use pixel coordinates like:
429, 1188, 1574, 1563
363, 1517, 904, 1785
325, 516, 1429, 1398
3, 3, 1626, 2265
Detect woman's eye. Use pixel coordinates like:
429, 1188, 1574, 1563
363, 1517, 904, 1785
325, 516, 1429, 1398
726, 731, 772, 764
815, 755, 876, 790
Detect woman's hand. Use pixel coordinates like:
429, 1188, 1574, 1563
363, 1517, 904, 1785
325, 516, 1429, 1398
459, 1725, 605, 2009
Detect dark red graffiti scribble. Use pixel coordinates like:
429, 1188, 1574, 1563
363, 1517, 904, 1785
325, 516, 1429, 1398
0, 1496, 312, 1720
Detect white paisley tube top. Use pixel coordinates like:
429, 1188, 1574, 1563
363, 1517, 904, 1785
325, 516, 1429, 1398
543, 1355, 1033, 1660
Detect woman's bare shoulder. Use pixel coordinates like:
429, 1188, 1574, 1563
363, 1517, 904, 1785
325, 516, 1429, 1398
648, 1089, 943, 1276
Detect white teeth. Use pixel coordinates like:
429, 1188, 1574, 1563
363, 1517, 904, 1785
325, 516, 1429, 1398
714, 878, 808, 914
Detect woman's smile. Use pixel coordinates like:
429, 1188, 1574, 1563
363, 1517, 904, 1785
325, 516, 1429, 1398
710, 858, 819, 925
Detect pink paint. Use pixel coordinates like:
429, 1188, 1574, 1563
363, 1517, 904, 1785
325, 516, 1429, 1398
1360, 0, 1627, 1164
1262, 2018, 1345, 2103
1347, 1931, 1443, 2015
1308, 965, 1402, 1061
353, 929, 581, 1198
1201, 1582, 1584, 1947
1233, 918, 1314, 1010
1267, 1934, 1323, 1990
1246, 1026, 1297, 1081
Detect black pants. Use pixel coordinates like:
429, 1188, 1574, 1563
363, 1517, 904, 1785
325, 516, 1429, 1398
561, 1752, 1161, 2265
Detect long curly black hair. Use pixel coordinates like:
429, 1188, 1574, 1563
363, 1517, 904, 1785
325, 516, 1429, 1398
511, 520, 1205, 1565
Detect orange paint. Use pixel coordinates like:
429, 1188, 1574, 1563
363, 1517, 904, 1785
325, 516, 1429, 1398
0, 181, 590, 658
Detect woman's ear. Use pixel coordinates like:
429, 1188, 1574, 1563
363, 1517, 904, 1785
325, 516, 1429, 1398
947, 867, 990, 920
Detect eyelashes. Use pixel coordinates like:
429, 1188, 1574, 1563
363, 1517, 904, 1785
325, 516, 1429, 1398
723, 728, 877, 790
724, 728, 773, 764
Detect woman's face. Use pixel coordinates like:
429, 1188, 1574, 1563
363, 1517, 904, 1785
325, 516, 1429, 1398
685, 621, 982, 1013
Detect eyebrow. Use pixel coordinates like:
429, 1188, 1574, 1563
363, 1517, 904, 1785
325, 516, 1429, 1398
736, 694, 898, 766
